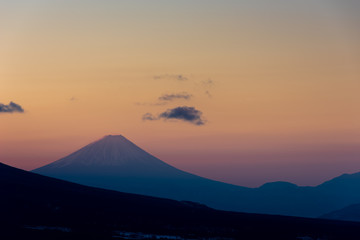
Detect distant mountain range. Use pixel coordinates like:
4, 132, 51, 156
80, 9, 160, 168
33, 135, 360, 218
3, 162, 360, 240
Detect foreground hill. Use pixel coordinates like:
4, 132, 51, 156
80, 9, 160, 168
2, 162, 360, 240
33, 135, 360, 218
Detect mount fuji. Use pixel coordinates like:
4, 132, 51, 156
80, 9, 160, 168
33, 135, 251, 209
33, 135, 360, 218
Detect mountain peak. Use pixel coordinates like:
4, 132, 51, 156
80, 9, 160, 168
260, 181, 298, 190
102, 134, 126, 139
33, 135, 173, 169
96, 134, 133, 144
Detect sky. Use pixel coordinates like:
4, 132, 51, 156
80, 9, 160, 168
1, 0, 360, 187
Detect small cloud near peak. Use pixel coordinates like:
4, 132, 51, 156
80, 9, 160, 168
142, 106, 206, 126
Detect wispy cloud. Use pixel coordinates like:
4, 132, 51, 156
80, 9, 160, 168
143, 106, 206, 126
158, 92, 192, 101
0, 102, 24, 113
200, 79, 214, 98
201, 79, 214, 87
154, 74, 188, 81
142, 113, 158, 121
135, 102, 167, 106
205, 90, 212, 98
136, 92, 193, 106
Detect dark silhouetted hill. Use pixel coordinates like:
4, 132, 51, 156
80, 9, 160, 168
3, 162, 360, 239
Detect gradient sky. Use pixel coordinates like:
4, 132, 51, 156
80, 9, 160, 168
1, 0, 360, 187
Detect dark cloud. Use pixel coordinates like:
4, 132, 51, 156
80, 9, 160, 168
143, 106, 205, 126
154, 74, 188, 81
160, 106, 205, 125
0, 102, 24, 113
158, 93, 192, 101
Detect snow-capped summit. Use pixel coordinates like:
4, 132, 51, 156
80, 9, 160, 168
33, 134, 203, 185
37, 135, 173, 169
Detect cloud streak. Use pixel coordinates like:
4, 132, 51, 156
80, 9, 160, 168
154, 74, 188, 81
158, 93, 192, 101
135, 102, 167, 106
143, 106, 205, 126
136, 92, 193, 106
0, 102, 24, 113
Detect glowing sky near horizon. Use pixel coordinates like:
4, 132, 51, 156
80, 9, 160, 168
1, 0, 360, 187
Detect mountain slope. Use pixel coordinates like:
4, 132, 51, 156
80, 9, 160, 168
33, 135, 360, 218
36, 135, 176, 171
3, 162, 360, 240
33, 135, 255, 212
321, 204, 360, 222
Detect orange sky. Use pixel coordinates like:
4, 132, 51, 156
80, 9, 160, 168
1, 1, 360, 187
